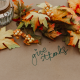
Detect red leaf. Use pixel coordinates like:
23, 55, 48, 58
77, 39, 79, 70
70, 21, 75, 25
57, 31, 62, 35
74, 4, 80, 13
73, 45, 75, 47
12, 0, 16, 2
77, 26, 80, 29
33, 40, 39, 43
61, 5, 66, 7
50, 23, 55, 28
75, 17, 80, 21
39, 26, 43, 31
76, 4, 80, 10
12, 18, 20, 22
45, 17, 49, 20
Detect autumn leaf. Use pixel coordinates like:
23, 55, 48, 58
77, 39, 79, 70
62, 36, 70, 45
68, 0, 80, 14
23, 12, 50, 32
67, 30, 80, 51
12, 0, 19, 6
0, 27, 20, 50
41, 23, 62, 40
12, 0, 32, 20
37, 2, 53, 8
17, 20, 31, 29
17, 22, 24, 29
44, 30, 62, 40
75, 17, 80, 21
12, 16, 20, 22
31, 34, 42, 44
68, 31, 78, 46
47, 23, 55, 32
24, 20, 30, 28
37, 2, 79, 25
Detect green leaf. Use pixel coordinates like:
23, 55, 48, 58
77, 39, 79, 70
18, 3, 21, 15
25, 6, 32, 12
31, 34, 42, 44
30, 21, 35, 31
57, 6, 60, 9
24, 21, 30, 28
17, 22, 24, 29
78, 40, 80, 51
66, 18, 71, 23
13, 16, 20, 19
23, 12, 50, 32
43, 19, 48, 28
62, 36, 70, 45
38, 13, 50, 28
6, 39, 20, 49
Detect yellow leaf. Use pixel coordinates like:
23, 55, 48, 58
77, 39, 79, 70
37, 2, 79, 25
0, 27, 20, 50
68, 31, 78, 46
68, 30, 80, 50
68, 0, 80, 14
45, 30, 62, 40
37, 2, 53, 8
23, 12, 50, 31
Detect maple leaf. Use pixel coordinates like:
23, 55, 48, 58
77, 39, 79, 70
23, 12, 50, 32
47, 23, 55, 32
0, 27, 20, 50
12, 0, 19, 6
41, 23, 62, 40
68, 30, 80, 51
17, 20, 31, 29
37, 2, 79, 25
12, 0, 32, 21
37, 1, 53, 8
17, 22, 24, 29
44, 30, 62, 40
62, 36, 70, 45
68, 0, 80, 14
75, 17, 80, 21
12, 16, 20, 22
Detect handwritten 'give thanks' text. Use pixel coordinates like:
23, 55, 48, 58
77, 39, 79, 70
32, 46, 68, 66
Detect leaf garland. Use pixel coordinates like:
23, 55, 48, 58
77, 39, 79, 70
12, 0, 80, 52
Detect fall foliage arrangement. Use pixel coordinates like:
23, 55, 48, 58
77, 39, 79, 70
1, 0, 80, 52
